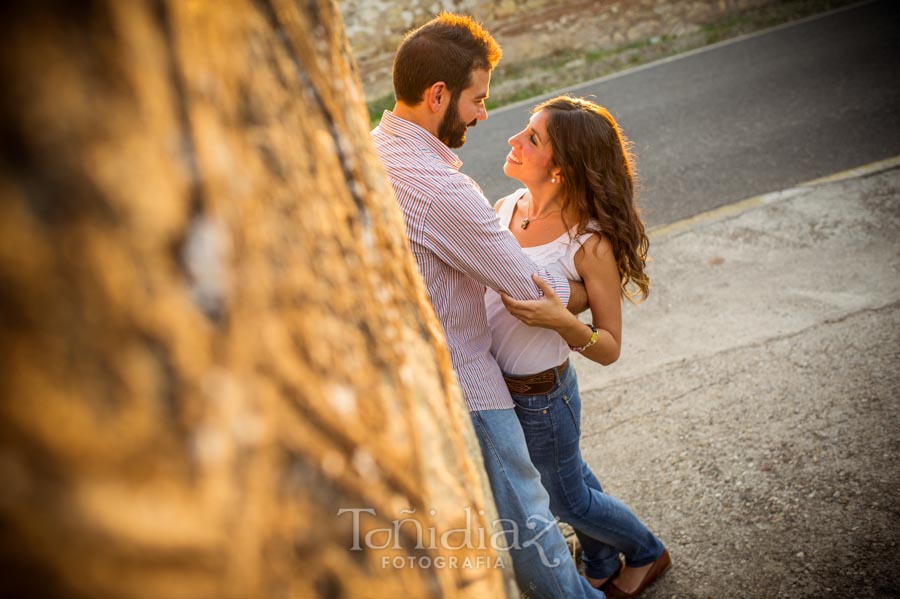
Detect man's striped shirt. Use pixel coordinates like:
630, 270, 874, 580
371, 110, 571, 411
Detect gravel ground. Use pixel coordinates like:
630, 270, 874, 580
581, 304, 900, 598
567, 165, 900, 598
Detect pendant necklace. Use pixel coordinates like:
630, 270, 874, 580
520, 200, 559, 230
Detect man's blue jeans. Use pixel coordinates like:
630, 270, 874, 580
508, 361, 665, 580
470, 408, 604, 599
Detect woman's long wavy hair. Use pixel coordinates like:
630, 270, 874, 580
536, 96, 650, 302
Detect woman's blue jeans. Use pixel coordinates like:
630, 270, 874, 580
470, 408, 604, 598
507, 361, 665, 579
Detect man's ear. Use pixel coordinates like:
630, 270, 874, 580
426, 82, 448, 113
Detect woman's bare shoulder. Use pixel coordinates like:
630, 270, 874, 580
575, 232, 616, 276
578, 231, 613, 257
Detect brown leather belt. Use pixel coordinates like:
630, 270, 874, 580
502, 360, 568, 396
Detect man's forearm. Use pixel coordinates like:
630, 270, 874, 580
566, 279, 589, 315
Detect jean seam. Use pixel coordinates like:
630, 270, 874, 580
544, 376, 592, 527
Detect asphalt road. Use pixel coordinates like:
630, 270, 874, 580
456, 0, 900, 228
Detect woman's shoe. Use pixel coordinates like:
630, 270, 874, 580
603, 549, 671, 599
587, 556, 623, 590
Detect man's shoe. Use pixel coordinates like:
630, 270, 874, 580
603, 549, 671, 599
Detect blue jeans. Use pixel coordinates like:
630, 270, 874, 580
508, 361, 665, 580
470, 409, 605, 599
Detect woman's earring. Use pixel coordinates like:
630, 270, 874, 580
551, 176, 558, 184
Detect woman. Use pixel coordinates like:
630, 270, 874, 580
485, 96, 670, 598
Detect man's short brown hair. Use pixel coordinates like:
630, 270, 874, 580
392, 13, 502, 105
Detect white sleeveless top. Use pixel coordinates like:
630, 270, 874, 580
485, 189, 598, 375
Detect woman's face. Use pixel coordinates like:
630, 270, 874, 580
504, 109, 557, 185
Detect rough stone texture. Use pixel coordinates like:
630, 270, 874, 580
338, 0, 774, 100
0, 1, 513, 597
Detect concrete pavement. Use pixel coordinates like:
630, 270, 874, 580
569, 158, 900, 598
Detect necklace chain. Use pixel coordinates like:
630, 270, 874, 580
520, 199, 559, 230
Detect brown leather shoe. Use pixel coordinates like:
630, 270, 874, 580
603, 549, 671, 599
588, 555, 624, 590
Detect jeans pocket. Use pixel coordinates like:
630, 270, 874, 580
510, 393, 551, 413
561, 395, 581, 437
511, 394, 555, 453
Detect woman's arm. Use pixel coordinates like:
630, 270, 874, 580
570, 235, 622, 365
499, 234, 622, 365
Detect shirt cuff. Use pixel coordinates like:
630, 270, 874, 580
543, 270, 570, 306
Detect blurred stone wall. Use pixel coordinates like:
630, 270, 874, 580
0, 1, 514, 597
339, 0, 774, 100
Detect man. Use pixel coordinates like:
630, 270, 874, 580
371, 13, 605, 599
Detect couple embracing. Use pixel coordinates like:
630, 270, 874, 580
371, 13, 670, 599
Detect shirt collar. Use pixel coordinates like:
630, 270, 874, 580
378, 110, 463, 170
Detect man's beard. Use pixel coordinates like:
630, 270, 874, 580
438, 98, 477, 149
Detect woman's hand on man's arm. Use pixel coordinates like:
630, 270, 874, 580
500, 274, 585, 332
